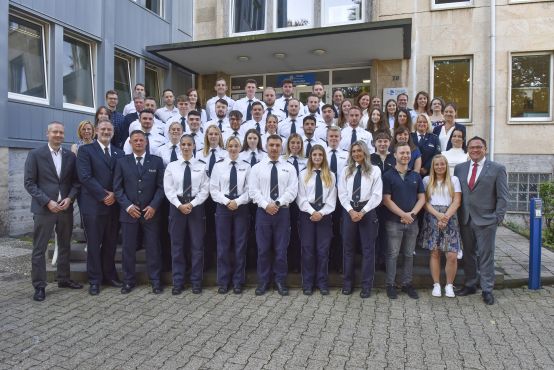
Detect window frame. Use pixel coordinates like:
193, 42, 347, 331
273, 0, 314, 32
62, 33, 96, 113
114, 52, 134, 112
430, 55, 473, 124
508, 51, 553, 123
132, 0, 165, 18
321, 0, 366, 27
7, 12, 50, 105
230, 0, 267, 36
144, 62, 165, 106
431, 0, 474, 11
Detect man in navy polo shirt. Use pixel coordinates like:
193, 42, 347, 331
382, 142, 426, 300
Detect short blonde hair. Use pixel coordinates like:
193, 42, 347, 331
76, 120, 94, 140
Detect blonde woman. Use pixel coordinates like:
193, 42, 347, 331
421, 155, 462, 298
71, 120, 95, 154
297, 144, 337, 295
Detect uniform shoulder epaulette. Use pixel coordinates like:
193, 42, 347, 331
216, 158, 225, 163
242, 160, 250, 165
197, 159, 206, 164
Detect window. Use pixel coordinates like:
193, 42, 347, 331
63, 35, 95, 110
275, 0, 313, 30
322, 0, 363, 26
432, 57, 472, 121
145, 63, 162, 105
508, 172, 552, 212
114, 54, 133, 112
431, 0, 473, 10
510, 53, 552, 121
8, 14, 48, 103
232, 0, 266, 34
145, 0, 163, 16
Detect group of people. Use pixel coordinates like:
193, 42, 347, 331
23, 77, 508, 306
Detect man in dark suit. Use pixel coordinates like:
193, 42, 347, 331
24, 122, 81, 301
113, 129, 165, 294
454, 136, 508, 305
77, 119, 124, 295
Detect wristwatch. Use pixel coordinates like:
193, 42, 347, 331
411, 212, 416, 219
275, 201, 281, 207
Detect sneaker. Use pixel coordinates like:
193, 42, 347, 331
432, 283, 442, 297
386, 285, 397, 299
401, 284, 419, 299
445, 284, 455, 298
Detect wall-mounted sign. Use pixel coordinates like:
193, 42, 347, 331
277, 73, 316, 86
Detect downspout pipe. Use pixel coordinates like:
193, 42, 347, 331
489, 0, 496, 161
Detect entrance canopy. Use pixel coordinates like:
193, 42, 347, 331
146, 19, 411, 76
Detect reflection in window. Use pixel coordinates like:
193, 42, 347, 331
233, 0, 265, 33
322, 0, 362, 26
276, 0, 313, 29
8, 15, 47, 99
145, 65, 161, 105
63, 36, 94, 108
433, 58, 471, 120
114, 55, 132, 112
511, 54, 551, 120
145, 0, 163, 16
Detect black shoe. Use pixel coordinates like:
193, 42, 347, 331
104, 279, 123, 288
191, 286, 202, 294
303, 287, 313, 296
320, 287, 330, 296
33, 287, 45, 302
275, 282, 289, 296
89, 284, 100, 296
58, 280, 83, 289
233, 286, 242, 294
482, 291, 495, 305
172, 286, 184, 295
401, 284, 419, 299
218, 286, 229, 294
456, 286, 477, 296
341, 287, 352, 295
121, 283, 134, 294
152, 285, 163, 294
386, 285, 398, 299
360, 288, 371, 299
255, 284, 268, 296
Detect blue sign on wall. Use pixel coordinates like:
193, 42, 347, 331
276, 73, 316, 86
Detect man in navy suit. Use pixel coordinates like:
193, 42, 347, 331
24, 122, 81, 301
113, 129, 165, 294
77, 119, 124, 295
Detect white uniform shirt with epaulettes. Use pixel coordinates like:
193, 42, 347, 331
196, 146, 228, 176
339, 125, 375, 153
242, 118, 266, 134
297, 168, 337, 216
152, 141, 183, 167
284, 154, 308, 177
186, 131, 205, 154
325, 146, 349, 181
203, 117, 230, 133
128, 118, 168, 137
156, 106, 179, 123
337, 165, 383, 213
301, 135, 327, 152
222, 126, 248, 147
163, 157, 210, 208
278, 115, 305, 139
261, 133, 287, 154
123, 130, 167, 155
314, 120, 337, 142
234, 97, 266, 123
248, 157, 298, 209
206, 95, 235, 121
166, 113, 188, 131
209, 158, 250, 206
274, 96, 305, 115
239, 149, 267, 166
262, 106, 286, 123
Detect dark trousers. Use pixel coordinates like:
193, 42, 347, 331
82, 210, 119, 285
121, 218, 161, 285
246, 203, 258, 269
299, 212, 332, 289
169, 205, 205, 287
329, 202, 343, 272
255, 207, 290, 285
204, 197, 217, 270
158, 199, 172, 272
375, 205, 387, 267
31, 211, 73, 288
287, 203, 301, 272
215, 204, 249, 287
459, 218, 497, 292
342, 209, 378, 290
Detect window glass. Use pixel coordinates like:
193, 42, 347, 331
145, 0, 163, 16
233, 0, 266, 33
433, 58, 471, 120
511, 54, 551, 119
276, 0, 313, 29
63, 36, 94, 108
322, 0, 363, 26
332, 68, 371, 85
145, 66, 161, 106
114, 55, 132, 112
435, 0, 471, 3
8, 15, 47, 99
230, 76, 263, 91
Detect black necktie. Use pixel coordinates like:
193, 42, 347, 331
314, 169, 323, 211
270, 161, 279, 201
353, 165, 362, 202
250, 152, 257, 167
145, 132, 151, 154
267, 107, 272, 116
255, 122, 261, 133
229, 161, 237, 199
419, 134, 424, 143
305, 139, 312, 156
170, 145, 178, 162
351, 129, 357, 145
136, 156, 143, 172
234, 131, 239, 137
284, 99, 290, 116
180, 117, 186, 130
246, 100, 253, 121
218, 119, 223, 131
330, 150, 337, 175
292, 156, 299, 176
208, 149, 216, 177
183, 161, 192, 198
291, 119, 296, 134
104, 147, 110, 160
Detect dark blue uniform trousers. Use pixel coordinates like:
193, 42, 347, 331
255, 207, 290, 285
299, 212, 333, 289
169, 205, 205, 287
83, 210, 119, 285
342, 209, 378, 290
215, 204, 249, 287
121, 217, 161, 285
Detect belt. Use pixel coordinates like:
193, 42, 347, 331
310, 202, 324, 211
177, 195, 195, 204
350, 200, 368, 212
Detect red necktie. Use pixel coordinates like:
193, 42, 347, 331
468, 162, 478, 190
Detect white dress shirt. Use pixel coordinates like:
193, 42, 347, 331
223, 126, 247, 146
443, 148, 468, 174
314, 121, 336, 142
166, 113, 188, 129
123, 101, 136, 116
338, 165, 383, 213
325, 146, 349, 181
278, 116, 305, 139
163, 157, 210, 208
239, 149, 267, 166
206, 95, 235, 121
284, 154, 308, 176
234, 97, 265, 123
275, 96, 305, 115
204, 118, 230, 133
123, 130, 167, 155
340, 126, 374, 153
155, 106, 179, 123
261, 133, 287, 154
242, 119, 266, 134
187, 131, 205, 154
466, 157, 486, 185
209, 158, 251, 206
197, 147, 228, 175
262, 107, 286, 123
152, 141, 183, 167
302, 135, 327, 152
296, 169, 337, 216
438, 125, 456, 152
128, 118, 167, 137
248, 157, 298, 209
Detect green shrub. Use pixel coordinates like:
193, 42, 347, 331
539, 181, 554, 248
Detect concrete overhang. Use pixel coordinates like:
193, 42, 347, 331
146, 19, 412, 75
